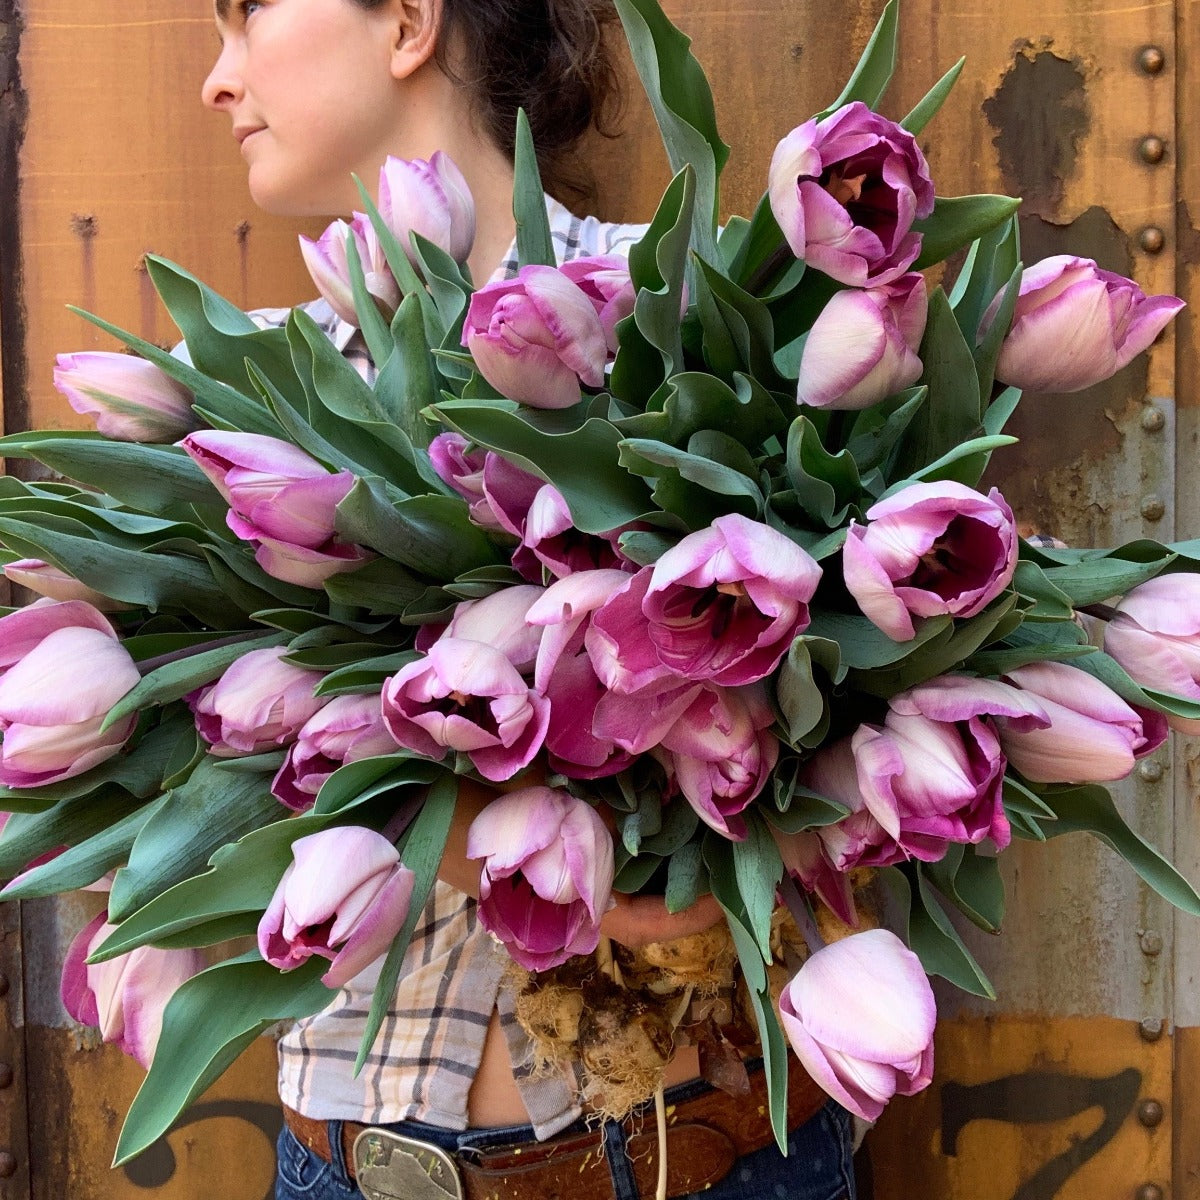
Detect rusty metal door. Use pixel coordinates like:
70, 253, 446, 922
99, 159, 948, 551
0, 1, 1196, 1197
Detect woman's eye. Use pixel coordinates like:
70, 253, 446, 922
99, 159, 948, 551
240, 0, 264, 19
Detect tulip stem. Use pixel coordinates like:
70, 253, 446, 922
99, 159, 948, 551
1078, 602, 1120, 622
743, 242, 794, 296
655, 1084, 669, 1200
780, 874, 826, 953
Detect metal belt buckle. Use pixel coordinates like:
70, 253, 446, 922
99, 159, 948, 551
353, 1128, 465, 1200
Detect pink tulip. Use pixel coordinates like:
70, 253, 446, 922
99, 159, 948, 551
3, 559, 130, 611
779, 928, 936, 1121
559, 254, 637, 353
381, 638, 549, 782
258, 827, 415, 988
770, 827, 857, 927
1104, 574, 1200, 734
379, 151, 476, 266
768, 102, 935, 288
983, 256, 1184, 393
505, 484, 632, 583
429, 433, 496, 527
0, 601, 140, 788
442, 586, 547, 674
843, 482, 1018, 640
300, 214, 399, 328
271, 693, 399, 811
192, 646, 326, 758
991, 662, 1163, 782
796, 274, 927, 409
61, 911, 203, 1069
53, 351, 197, 443
466, 787, 614, 971
589, 514, 822, 692
463, 266, 608, 409
182, 431, 371, 588
653, 684, 779, 840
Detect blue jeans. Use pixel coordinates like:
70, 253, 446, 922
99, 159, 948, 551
275, 1083, 855, 1200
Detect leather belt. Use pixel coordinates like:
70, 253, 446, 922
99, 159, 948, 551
284, 1058, 828, 1200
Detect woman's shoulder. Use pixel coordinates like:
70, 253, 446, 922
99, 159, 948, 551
546, 195, 649, 264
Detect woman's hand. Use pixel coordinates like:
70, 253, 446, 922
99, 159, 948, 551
599, 890, 725, 950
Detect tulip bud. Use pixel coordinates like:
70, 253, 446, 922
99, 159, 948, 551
559, 254, 637, 354
61, 911, 204, 1069
192, 646, 326, 758
796, 274, 927, 409
300, 215, 399, 328
768, 102, 935, 288
983, 256, 1184, 393
258, 827, 415, 988
1104, 573, 1200, 734
3, 559, 131, 611
463, 266, 609, 409
0, 601, 140, 789
779, 928, 936, 1121
843, 482, 1018, 641
379, 151, 476, 266
466, 787, 614, 971
271, 692, 399, 811
53, 352, 197, 443
182, 431, 371, 588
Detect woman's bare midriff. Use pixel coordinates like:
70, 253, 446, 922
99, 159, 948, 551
465, 1008, 704, 1128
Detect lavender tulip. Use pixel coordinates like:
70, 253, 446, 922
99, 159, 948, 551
983, 256, 1184, 393
768, 102, 935, 288
991, 662, 1163, 782
379, 151, 476, 266
463, 266, 608, 409
588, 514, 822, 692
192, 646, 326, 758
843, 482, 1018, 640
770, 827, 857, 927
182, 430, 371, 588
3, 559, 130, 611
796, 273, 927, 409
271, 693, 399, 812
466, 787, 614, 971
300, 214, 399, 328
381, 637, 550, 782
61, 911, 203, 1069
0, 601, 140, 788
1104, 574, 1200, 734
779, 928, 936, 1121
560, 254, 636, 353
654, 683, 780, 840
442, 586, 547, 674
53, 351, 197, 443
258, 827, 415, 988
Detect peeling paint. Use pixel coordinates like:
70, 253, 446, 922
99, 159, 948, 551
983, 46, 1091, 220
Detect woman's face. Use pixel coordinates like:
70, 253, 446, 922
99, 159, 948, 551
202, 0, 405, 216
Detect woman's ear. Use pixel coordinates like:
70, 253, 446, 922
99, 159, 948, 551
389, 0, 443, 80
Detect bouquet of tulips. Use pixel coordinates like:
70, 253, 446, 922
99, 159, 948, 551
1, 0, 1196, 1165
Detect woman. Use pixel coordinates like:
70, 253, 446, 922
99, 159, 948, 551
201, 3, 857, 1198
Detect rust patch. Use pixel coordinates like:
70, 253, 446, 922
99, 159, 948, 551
982, 46, 1090, 221
982, 206, 1147, 533
236, 219, 253, 309
71, 213, 99, 327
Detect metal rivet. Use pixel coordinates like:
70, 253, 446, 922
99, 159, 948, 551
0, 1153, 16, 1179
1140, 930, 1164, 957
1139, 226, 1166, 254
1139, 136, 1167, 164
1138, 46, 1166, 75
1141, 495, 1166, 522
1138, 1098, 1165, 1128
1136, 1185, 1164, 1200
1141, 406, 1166, 433
1139, 1017, 1165, 1042
1139, 760, 1165, 782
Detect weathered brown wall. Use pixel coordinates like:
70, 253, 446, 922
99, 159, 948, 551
0, 1, 1194, 1197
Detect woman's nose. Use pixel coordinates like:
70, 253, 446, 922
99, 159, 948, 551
201, 43, 244, 112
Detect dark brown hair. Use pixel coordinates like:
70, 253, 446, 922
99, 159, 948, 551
355, 0, 622, 200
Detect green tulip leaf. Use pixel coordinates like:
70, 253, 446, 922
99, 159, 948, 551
902, 56, 965, 135
664, 840, 707, 914
731, 811, 785, 962
821, 0, 899, 116
912, 195, 1024, 272
923, 845, 1005, 933
513, 109, 556, 268
114, 954, 336, 1166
